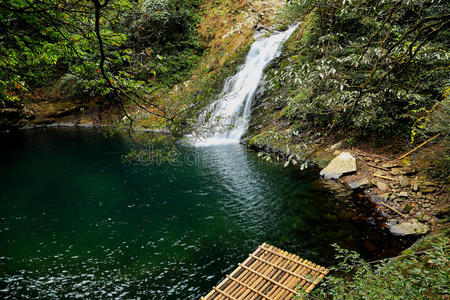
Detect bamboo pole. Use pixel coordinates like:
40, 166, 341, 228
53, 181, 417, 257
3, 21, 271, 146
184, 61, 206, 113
245, 248, 291, 300
249, 254, 315, 284
242, 245, 281, 296
259, 245, 327, 274
237, 264, 300, 295
202, 243, 330, 299
299, 262, 321, 296
267, 250, 312, 299
230, 249, 276, 299
270, 256, 309, 299
225, 248, 266, 297
380, 202, 408, 218
216, 246, 262, 298
229, 244, 278, 298
397, 133, 441, 160
283, 257, 308, 291
246, 248, 286, 300
305, 266, 330, 294
225, 275, 271, 299
254, 250, 299, 300
374, 174, 395, 181
278, 259, 317, 299
213, 287, 238, 300
255, 250, 299, 300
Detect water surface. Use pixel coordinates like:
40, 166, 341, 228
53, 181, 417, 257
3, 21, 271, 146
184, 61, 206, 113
0, 128, 412, 298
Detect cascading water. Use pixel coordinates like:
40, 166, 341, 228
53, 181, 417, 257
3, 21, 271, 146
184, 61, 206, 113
192, 24, 299, 147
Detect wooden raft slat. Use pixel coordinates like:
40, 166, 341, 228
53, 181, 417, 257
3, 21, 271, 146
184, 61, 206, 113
202, 243, 329, 299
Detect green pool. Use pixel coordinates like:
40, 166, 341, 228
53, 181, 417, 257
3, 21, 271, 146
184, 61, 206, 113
0, 128, 412, 298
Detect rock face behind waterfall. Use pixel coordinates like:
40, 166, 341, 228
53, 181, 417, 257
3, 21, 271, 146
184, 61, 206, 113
192, 24, 299, 147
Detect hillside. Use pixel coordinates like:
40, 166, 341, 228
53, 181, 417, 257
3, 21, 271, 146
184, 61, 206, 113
0, 0, 285, 131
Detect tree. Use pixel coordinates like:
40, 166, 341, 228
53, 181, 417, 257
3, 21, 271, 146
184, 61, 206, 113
0, 0, 205, 137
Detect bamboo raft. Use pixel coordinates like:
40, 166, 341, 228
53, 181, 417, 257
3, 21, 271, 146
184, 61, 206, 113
201, 243, 329, 299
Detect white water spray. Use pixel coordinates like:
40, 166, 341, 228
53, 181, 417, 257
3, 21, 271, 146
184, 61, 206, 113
191, 24, 298, 147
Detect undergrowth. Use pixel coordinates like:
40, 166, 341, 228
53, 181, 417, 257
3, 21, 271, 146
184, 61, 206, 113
300, 232, 450, 299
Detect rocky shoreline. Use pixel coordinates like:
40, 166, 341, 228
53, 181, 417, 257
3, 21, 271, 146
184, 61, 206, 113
319, 149, 448, 237
0, 100, 170, 134
245, 134, 448, 239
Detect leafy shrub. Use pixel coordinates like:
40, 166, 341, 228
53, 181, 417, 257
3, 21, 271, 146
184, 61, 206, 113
265, 0, 450, 138
302, 235, 449, 299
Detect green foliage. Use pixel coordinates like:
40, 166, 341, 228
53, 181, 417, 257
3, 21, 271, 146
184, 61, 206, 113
417, 90, 450, 137
303, 235, 450, 299
0, 0, 203, 105
265, 0, 450, 139
126, 0, 204, 86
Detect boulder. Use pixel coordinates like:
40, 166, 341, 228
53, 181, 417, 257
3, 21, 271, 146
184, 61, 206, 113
389, 219, 429, 236
398, 176, 411, 188
387, 219, 399, 227
390, 167, 403, 175
398, 191, 408, 198
370, 194, 387, 202
374, 170, 386, 177
411, 181, 419, 192
320, 152, 356, 179
400, 165, 417, 175
382, 161, 405, 169
349, 178, 373, 190
376, 181, 389, 192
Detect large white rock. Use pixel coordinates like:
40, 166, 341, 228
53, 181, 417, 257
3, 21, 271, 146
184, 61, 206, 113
390, 219, 429, 236
320, 152, 357, 179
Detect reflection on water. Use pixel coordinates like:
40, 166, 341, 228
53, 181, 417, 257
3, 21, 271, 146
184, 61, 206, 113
0, 128, 414, 299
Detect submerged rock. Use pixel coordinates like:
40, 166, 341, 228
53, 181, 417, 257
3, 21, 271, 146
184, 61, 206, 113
389, 219, 429, 236
349, 178, 373, 190
370, 194, 387, 202
320, 152, 356, 179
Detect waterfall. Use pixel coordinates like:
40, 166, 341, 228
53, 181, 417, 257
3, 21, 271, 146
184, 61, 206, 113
191, 24, 298, 147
